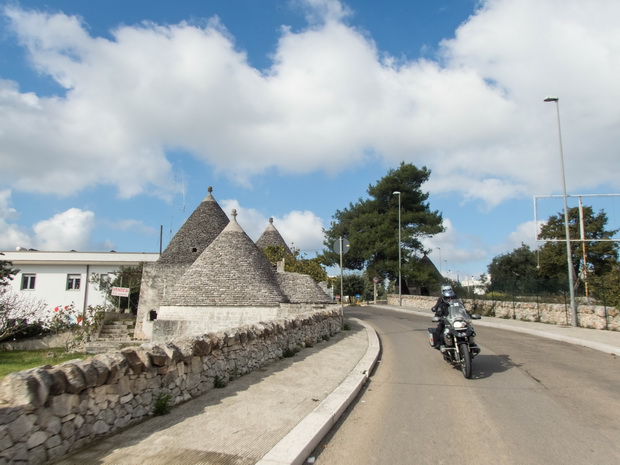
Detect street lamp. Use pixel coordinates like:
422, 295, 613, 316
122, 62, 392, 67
544, 96, 577, 326
393, 191, 402, 306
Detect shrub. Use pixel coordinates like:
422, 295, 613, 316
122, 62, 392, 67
154, 393, 172, 415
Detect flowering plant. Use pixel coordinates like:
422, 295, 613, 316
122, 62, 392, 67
44, 303, 104, 350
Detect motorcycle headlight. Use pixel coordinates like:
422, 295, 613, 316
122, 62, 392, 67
453, 321, 466, 329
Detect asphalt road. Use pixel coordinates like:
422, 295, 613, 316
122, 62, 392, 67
312, 306, 620, 465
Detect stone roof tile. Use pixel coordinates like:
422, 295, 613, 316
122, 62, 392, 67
161, 210, 289, 307
276, 272, 333, 304
256, 218, 292, 255
158, 187, 229, 265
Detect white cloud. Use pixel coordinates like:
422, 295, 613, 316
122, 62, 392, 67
502, 220, 541, 252
0, 189, 32, 250
219, 199, 266, 241
0, 190, 98, 251
1, 0, 619, 208
274, 210, 325, 253
107, 219, 157, 235
422, 218, 488, 268
219, 199, 324, 254
294, 0, 353, 24
32, 208, 95, 251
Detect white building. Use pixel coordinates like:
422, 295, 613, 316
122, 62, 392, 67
1, 250, 159, 315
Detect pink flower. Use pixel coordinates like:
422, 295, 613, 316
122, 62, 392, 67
54, 307, 59, 312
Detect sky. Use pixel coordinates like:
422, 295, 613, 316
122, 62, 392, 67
1, 0, 620, 281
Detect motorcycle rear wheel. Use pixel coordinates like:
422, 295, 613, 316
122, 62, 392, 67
458, 343, 472, 379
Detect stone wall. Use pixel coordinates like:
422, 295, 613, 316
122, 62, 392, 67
0, 332, 71, 352
0, 309, 342, 464
153, 303, 338, 342
387, 294, 620, 330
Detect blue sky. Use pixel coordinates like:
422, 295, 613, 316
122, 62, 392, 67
1, 0, 620, 280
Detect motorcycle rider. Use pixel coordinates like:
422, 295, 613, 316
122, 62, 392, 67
431, 285, 457, 349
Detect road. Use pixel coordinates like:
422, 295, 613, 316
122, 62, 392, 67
312, 306, 620, 465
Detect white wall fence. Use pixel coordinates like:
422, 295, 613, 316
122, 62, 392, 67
387, 294, 620, 331
0, 309, 342, 464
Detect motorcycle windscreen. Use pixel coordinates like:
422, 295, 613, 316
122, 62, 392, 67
446, 302, 471, 324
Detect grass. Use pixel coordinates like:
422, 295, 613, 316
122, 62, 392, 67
0, 348, 90, 379
282, 346, 300, 358
213, 375, 228, 389
154, 392, 172, 416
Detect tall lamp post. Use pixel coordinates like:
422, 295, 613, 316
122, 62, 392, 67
544, 96, 577, 327
393, 191, 402, 306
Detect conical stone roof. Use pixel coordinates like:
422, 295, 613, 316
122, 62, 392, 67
256, 218, 292, 255
158, 187, 229, 265
275, 272, 333, 304
161, 210, 289, 307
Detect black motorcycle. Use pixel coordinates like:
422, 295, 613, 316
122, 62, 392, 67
428, 301, 481, 379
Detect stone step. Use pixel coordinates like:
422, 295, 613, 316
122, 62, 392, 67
96, 319, 137, 342
100, 325, 134, 331
105, 321, 136, 327
99, 333, 133, 340
100, 327, 133, 334
83, 340, 137, 354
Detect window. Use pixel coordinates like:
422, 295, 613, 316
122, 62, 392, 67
99, 273, 110, 290
21, 274, 36, 290
67, 274, 81, 290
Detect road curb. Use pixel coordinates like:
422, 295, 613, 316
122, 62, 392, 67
474, 320, 620, 356
256, 318, 380, 465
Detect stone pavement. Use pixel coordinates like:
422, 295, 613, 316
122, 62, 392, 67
54, 305, 620, 465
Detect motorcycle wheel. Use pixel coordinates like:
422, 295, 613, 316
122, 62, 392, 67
458, 343, 472, 379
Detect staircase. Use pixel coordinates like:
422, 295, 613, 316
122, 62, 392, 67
83, 316, 139, 354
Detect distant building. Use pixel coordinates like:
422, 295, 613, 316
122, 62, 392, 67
405, 254, 443, 296
0, 250, 159, 315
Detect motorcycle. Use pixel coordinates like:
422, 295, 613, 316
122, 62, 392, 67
428, 301, 481, 379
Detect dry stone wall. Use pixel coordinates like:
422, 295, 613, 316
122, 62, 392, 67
0, 309, 341, 465
388, 294, 620, 330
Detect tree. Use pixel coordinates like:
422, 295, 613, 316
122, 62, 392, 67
96, 263, 145, 312
261, 246, 329, 284
538, 206, 618, 292
0, 289, 49, 342
321, 162, 444, 287
589, 262, 620, 309
487, 244, 540, 294
342, 274, 365, 299
0, 257, 17, 287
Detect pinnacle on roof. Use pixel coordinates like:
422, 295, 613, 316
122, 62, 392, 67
256, 217, 292, 255
161, 209, 289, 307
158, 186, 229, 265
